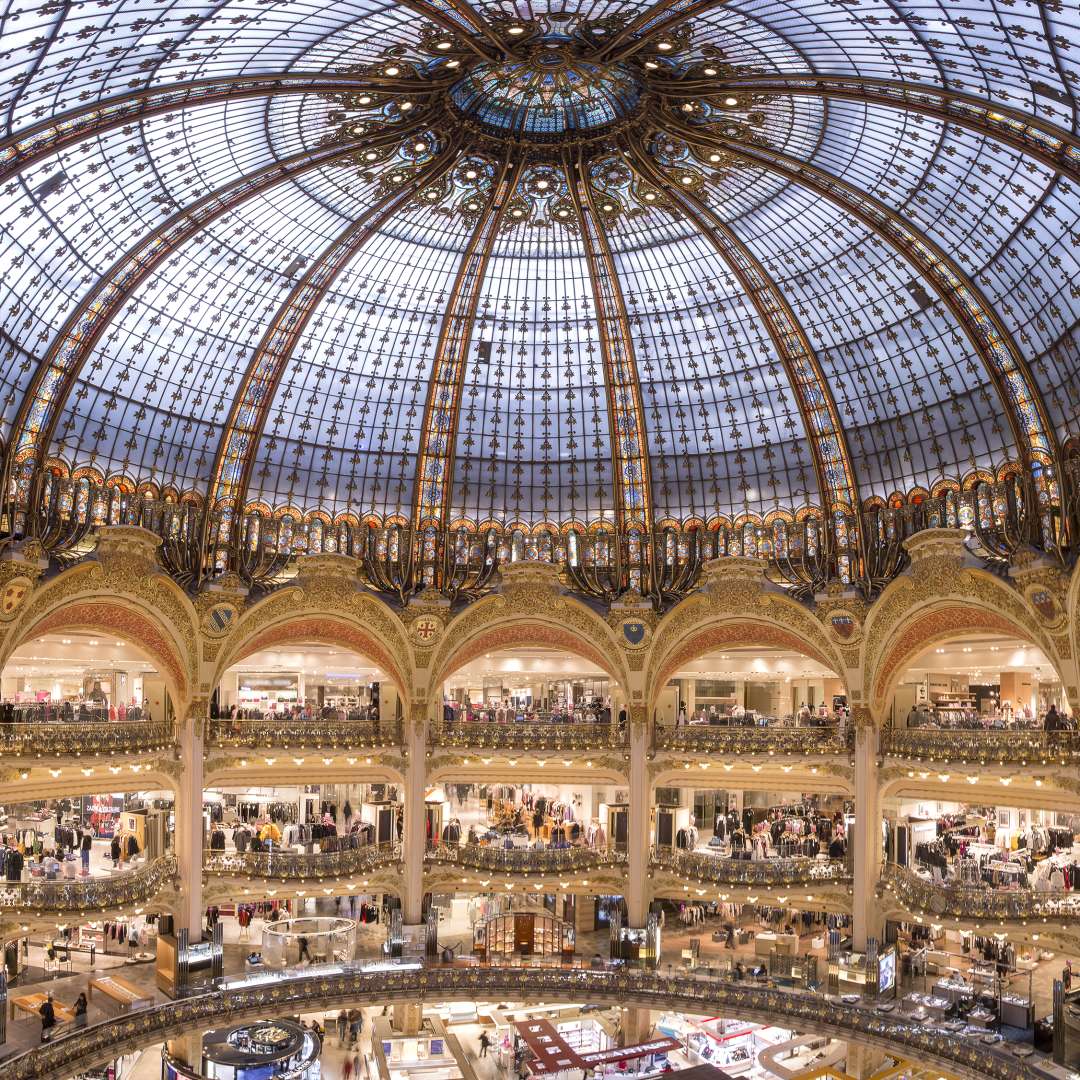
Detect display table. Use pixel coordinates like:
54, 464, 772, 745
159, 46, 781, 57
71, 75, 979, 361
88, 974, 153, 1012
754, 932, 797, 958
934, 979, 975, 1005
903, 992, 950, 1021
10, 993, 74, 1024
1000, 994, 1033, 1030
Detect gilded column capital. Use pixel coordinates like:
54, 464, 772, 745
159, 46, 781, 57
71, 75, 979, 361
186, 695, 211, 739
408, 702, 429, 740
628, 704, 649, 731
851, 705, 874, 731
94, 525, 164, 576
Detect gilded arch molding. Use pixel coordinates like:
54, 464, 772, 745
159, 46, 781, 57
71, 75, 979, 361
863, 533, 1070, 720
211, 597, 413, 706
424, 568, 631, 695
647, 561, 847, 707
0, 538, 199, 710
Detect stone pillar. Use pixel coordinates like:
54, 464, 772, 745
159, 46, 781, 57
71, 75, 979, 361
393, 1002, 422, 1035
620, 1007, 653, 1045
626, 707, 649, 927
852, 715, 881, 952
167, 1032, 204, 1069
402, 702, 427, 923
845, 1043, 887, 1079
176, 707, 206, 938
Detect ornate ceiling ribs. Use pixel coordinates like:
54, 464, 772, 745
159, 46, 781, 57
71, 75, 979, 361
396, 0, 507, 60
624, 136, 863, 549
564, 150, 653, 534
594, 0, 731, 63
667, 119, 1063, 488
658, 74, 1080, 181
413, 152, 525, 535
0, 72, 450, 187
2, 114, 436, 516
204, 138, 465, 565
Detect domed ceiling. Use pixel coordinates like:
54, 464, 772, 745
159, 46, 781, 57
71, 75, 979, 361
0, 0, 1077, 556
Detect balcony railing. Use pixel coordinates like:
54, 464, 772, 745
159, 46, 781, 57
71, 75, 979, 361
206, 717, 402, 750
651, 848, 851, 887
5, 960, 1047, 1080
653, 722, 852, 756
425, 842, 626, 875
429, 719, 628, 751
0, 718, 174, 757
882, 863, 1080, 922
204, 842, 400, 879
881, 726, 1080, 765
0, 855, 176, 912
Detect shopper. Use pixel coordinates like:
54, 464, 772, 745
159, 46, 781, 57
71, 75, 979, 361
479, 1032, 491, 1058
110, 834, 121, 868
81, 831, 93, 873
342, 1058, 353, 1080
39, 994, 56, 1042
298, 935, 312, 964
74, 992, 88, 1028
337, 1010, 349, 1045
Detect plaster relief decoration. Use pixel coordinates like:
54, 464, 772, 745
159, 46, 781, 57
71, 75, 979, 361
0, 576, 32, 620
410, 615, 444, 646
620, 617, 650, 649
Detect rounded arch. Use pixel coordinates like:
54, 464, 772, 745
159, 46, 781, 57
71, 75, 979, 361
868, 600, 1065, 720
430, 617, 625, 691
3, 596, 190, 710
213, 612, 410, 705
648, 600, 847, 709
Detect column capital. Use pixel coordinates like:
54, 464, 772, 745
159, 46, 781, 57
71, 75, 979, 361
851, 705, 875, 731
186, 695, 211, 739
407, 701, 428, 738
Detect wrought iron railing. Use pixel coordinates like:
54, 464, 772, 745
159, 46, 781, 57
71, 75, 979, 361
0, 960, 1047, 1080
4, 457, 1072, 607
0, 718, 175, 757
0, 855, 176, 912
881, 726, 1080, 765
429, 719, 628, 750
881, 863, 1080, 922
425, 842, 625, 874
204, 842, 400, 880
651, 848, 851, 887
206, 717, 402, 750
653, 722, 852, 755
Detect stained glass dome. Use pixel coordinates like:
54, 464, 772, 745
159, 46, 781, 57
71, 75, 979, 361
0, 0, 1076, 597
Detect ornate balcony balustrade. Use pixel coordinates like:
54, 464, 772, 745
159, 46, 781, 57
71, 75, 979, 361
204, 842, 400, 880
0, 718, 175, 757
881, 726, 1080, 766
653, 722, 852, 756
429, 719, 628, 751
881, 863, 1080, 922
0, 855, 176, 913
8, 456, 1072, 608
425, 842, 626, 875
206, 717, 402, 750
651, 848, 851, 887
3, 960, 1045, 1080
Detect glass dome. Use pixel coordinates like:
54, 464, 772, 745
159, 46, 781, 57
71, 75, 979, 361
0, 0, 1075, 584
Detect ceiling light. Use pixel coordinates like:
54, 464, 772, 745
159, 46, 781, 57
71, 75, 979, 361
657, 41, 673, 51
447, 60, 460, 68
724, 96, 738, 106
414, 141, 427, 152
358, 95, 372, 105
644, 61, 659, 70
385, 66, 400, 76
704, 67, 717, 76
644, 192, 656, 201
680, 175, 693, 185
681, 102, 694, 112
400, 101, 414, 111
436, 40, 453, 50
507, 25, 525, 35
708, 153, 721, 162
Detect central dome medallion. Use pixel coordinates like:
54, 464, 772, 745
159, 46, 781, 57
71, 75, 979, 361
449, 44, 644, 141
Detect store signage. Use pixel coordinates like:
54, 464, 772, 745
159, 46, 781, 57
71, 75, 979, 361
517, 1019, 679, 1075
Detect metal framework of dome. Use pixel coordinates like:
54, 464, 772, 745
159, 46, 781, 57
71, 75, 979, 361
0, 0, 1077, 607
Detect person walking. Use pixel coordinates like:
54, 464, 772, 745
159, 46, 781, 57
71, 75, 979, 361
81, 831, 93, 874
342, 1056, 353, 1080
479, 1031, 491, 1058
74, 992, 88, 1028
337, 1010, 349, 1045
298, 935, 312, 964
39, 993, 56, 1042
109, 834, 121, 868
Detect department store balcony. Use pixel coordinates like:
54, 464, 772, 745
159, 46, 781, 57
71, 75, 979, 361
0, 855, 176, 914
5, 961, 1040, 1080
880, 863, 1080, 924
880, 725, 1080, 767
653, 720, 852, 757
206, 715, 402, 751
650, 848, 852, 889
425, 841, 626, 876
429, 717, 628, 752
0, 704, 174, 759
203, 841, 401, 880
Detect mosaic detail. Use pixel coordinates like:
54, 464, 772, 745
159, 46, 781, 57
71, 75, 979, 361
450, 52, 642, 138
